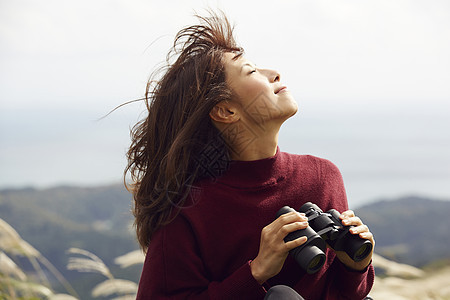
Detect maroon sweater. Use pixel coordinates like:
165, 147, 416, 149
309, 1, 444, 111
137, 149, 375, 299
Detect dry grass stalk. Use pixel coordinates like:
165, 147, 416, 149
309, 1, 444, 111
38, 252, 79, 298
91, 279, 138, 298
0, 251, 26, 281
114, 249, 145, 268
111, 295, 138, 300
67, 248, 113, 279
0, 276, 53, 298
16, 280, 53, 298
49, 293, 80, 300
0, 219, 79, 298
0, 218, 50, 289
0, 218, 39, 257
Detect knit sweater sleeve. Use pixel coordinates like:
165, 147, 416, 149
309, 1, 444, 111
136, 214, 267, 300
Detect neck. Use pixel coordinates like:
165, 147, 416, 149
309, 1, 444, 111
222, 122, 280, 161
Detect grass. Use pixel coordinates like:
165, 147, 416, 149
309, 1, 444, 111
0, 217, 143, 300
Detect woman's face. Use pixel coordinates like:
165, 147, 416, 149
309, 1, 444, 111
223, 52, 298, 130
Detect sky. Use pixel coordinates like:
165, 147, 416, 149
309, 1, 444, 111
1, 0, 449, 207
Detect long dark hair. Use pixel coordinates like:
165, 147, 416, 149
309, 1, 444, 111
125, 12, 243, 251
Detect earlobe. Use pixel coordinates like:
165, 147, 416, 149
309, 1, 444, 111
209, 103, 239, 123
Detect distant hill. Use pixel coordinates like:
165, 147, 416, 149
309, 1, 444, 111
355, 196, 450, 267
1, 185, 450, 298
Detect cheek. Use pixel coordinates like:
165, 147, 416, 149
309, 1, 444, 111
236, 80, 271, 104
239, 88, 284, 124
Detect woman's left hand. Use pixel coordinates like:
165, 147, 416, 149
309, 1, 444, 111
333, 210, 375, 271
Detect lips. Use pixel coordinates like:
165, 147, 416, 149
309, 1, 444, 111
275, 86, 287, 94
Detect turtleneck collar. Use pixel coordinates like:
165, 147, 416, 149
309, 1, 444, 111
214, 146, 287, 189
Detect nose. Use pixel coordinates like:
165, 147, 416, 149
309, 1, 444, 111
264, 68, 280, 83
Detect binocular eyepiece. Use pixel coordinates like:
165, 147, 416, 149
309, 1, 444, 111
276, 202, 373, 274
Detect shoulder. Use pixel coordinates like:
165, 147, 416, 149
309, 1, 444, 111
280, 151, 342, 176
281, 151, 348, 212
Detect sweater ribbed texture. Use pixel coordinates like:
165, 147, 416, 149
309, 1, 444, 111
137, 149, 374, 299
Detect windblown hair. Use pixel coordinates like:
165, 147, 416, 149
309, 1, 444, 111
125, 12, 243, 251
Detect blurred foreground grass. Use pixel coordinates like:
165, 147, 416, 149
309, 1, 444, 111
0, 217, 144, 299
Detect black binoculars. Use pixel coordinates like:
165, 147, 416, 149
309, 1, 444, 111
276, 202, 373, 274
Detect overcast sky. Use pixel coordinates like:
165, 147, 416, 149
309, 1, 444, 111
1, 0, 449, 206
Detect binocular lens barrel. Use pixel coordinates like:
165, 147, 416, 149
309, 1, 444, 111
345, 235, 373, 262
296, 245, 326, 274
276, 206, 327, 274
277, 203, 373, 273
299, 202, 373, 262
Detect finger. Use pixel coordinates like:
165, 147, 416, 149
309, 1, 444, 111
277, 212, 308, 226
285, 236, 307, 250
349, 225, 375, 245
341, 216, 362, 226
279, 221, 308, 237
358, 231, 373, 241
340, 210, 355, 219
349, 224, 369, 235
264, 212, 304, 234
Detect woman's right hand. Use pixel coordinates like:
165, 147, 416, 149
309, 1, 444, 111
250, 212, 309, 284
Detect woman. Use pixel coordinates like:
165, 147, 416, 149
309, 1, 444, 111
126, 12, 375, 299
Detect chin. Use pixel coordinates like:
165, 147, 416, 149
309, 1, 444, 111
286, 98, 299, 118
278, 106, 298, 123
287, 107, 298, 119
273, 95, 298, 122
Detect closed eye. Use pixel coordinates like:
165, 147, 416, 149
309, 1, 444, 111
241, 62, 257, 75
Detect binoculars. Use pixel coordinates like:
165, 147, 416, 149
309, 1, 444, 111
276, 202, 373, 274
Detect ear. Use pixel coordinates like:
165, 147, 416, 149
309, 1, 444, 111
209, 101, 240, 124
